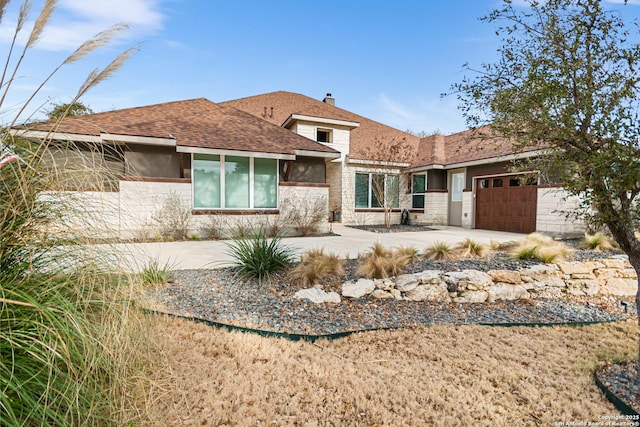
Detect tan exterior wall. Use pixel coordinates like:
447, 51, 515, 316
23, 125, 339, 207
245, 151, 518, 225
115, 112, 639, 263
536, 187, 586, 236
461, 191, 474, 229
293, 121, 351, 161
412, 191, 448, 225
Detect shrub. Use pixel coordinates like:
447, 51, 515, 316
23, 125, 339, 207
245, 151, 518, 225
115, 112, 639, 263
579, 232, 616, 252
199, 214, 226, 240
285, 196, 327, 236
424, 241, 457, 261
140, 259, 175, 286
455, 238, 488, 258
395, 245, 421, 264
290, 248, 344, 287
510, 233, 570, 263
356, 242, 409, 279
151, 192, 192, 240
225, 227, 295, 283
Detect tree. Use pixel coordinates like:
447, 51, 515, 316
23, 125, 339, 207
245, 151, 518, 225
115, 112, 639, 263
449, 0, 640, 376
359, 136, 416, 228
46, 101, 93, 120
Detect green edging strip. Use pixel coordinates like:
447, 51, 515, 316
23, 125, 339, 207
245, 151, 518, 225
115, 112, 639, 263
142, 308, 625, 342
594, 370, 639, 416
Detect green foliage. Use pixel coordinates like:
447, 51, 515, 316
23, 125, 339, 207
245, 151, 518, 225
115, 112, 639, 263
225, 227, 295, 283
579, 232, 616, 252
151, 191, 192, 240
449, 0, 640, 266
140, 259, 175, 285
510, 233, 570, 263
46, 101, 93, 120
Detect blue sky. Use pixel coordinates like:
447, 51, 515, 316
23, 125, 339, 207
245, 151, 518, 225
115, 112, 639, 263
2, 0, 640, 135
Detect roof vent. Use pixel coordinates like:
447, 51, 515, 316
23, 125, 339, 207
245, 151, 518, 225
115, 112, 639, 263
322, 93, 335, 106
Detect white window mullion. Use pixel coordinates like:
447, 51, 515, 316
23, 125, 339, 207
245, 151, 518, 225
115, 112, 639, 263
220, 155, 226, 208
368, 173, 372, 208
249, 157, 254, 209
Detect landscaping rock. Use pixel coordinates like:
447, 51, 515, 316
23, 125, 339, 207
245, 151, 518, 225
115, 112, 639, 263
530, 286, 563, 299
487, 283, 530, 302
395, 274, 420, 292
405, 283, 451, 303
372, 289, 394, 299
488, 269, 522, 284
342, 278, 375, 298
600, 278, 637, 296
294, 288, 341, 304
565, 279, 600, 296
442, 270, 493, 291
374, 278, 395, 291
453, 290, 489, 303
556, 261, 604, 275
600, 257, 632, 269
416, 270, 444, 284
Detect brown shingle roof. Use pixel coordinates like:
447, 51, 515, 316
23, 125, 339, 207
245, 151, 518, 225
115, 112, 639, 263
221, 91, 422, 162
24, 98, 338, 157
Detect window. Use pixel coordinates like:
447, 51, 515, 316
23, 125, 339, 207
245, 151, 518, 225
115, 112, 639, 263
451, 172, 464, 202
355, 173, 399, 209
493, 178, 503, 188
317, 128, 332, 143
412, 174, 426, 209
193, 154, 277, 209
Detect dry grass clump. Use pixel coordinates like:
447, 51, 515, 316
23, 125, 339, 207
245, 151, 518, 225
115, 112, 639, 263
579, 232, 616, 252
394, 245, 421, 263
356, 242, 410, 279
424, 241, 457, 261
455, 237, 489, 258
137, 316, 636, 426
290, 248, 344, 287
511, 232, 571, 263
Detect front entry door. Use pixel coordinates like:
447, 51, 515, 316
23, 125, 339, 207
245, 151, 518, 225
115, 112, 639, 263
449, 172, 464, 227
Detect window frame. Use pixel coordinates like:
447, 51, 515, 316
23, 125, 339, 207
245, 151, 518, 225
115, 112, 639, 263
192, 153, 278, 210
316, 128, 332, 143
355, 172, 400, 209
411, 174, 426, 209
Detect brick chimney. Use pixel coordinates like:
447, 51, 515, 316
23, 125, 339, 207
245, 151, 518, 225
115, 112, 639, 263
322, 93, 335, 106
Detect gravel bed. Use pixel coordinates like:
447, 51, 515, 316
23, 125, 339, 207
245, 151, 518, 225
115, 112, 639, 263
596, 363, 640, 415
147, 253, 632, 336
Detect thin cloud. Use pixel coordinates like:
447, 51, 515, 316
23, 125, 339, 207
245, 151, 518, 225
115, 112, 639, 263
0, 0, 167, 51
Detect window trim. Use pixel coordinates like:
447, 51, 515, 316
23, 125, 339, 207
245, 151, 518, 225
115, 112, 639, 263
192, 153, 278, 210
316, 128, 332, 143
355, 172, 400, 209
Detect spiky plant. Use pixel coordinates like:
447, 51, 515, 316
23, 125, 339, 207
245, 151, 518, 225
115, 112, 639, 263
140, 259, 175, 286
394, 245, 421, 264
225, 227, 295, 283
356, 243, 409, 279
455, 238, 488, 258
579, 232, 616, 252
510, 233, 570, 263
424, 241, 456, 261
290, 248, 344, 287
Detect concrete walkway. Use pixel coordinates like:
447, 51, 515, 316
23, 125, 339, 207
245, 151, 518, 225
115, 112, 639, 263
110, 224, 526, 273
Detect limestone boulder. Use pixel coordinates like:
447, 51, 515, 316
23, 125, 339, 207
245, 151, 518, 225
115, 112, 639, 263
488, 270, 522, 284
556, 261, 604, 276
600, 256, 632, 269
395, 274, 420, 292
405, 283, 451, 302
294, 288, 341, 304
453, 290, 489, 303
519, 264, 565, 288
342, 278, 375, 298
530, 286, 563, 299
372, 289, 394, 299
442, 270, 493, 292
565, 279, 600, 296
487, 283, 530, 302
374, 278, 395, 291
601, 278, 637, 296
417, 270, 444, 284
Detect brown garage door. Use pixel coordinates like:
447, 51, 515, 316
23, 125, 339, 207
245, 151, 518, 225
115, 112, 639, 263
475, 175, 537, 233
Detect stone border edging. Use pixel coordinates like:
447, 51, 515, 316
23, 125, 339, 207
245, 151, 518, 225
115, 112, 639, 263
594, 369, 639, 416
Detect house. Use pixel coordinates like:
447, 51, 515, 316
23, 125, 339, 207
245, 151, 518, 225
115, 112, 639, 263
12, 91, 582, 238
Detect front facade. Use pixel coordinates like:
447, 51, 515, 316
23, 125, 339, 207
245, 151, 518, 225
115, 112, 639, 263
13, 92, 583, 239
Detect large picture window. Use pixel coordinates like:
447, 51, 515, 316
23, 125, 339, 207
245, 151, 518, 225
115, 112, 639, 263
193, 154, 277, 209
355, 172, 399, 209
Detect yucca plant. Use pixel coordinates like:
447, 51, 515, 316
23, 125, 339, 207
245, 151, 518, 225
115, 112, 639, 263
0, 2, 145, 425
225, 226, 295, 283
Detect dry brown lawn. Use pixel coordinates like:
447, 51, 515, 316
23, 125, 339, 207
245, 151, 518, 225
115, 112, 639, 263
136, 315, 638, 426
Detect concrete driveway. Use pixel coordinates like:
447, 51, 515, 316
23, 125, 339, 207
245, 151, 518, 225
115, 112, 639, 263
113, 224, 526, 272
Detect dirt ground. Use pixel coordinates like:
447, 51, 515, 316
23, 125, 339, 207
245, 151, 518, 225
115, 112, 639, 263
133, 314, 639, 426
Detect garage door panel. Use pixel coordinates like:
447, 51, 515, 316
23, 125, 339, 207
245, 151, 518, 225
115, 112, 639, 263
475, 176, 537, 233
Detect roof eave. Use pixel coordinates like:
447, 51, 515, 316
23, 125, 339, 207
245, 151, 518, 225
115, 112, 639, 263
282, 114, 360, 129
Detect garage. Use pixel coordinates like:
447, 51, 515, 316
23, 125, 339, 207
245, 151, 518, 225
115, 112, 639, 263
475, 175, 538, 234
